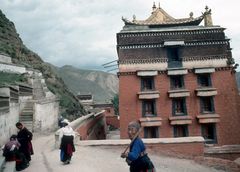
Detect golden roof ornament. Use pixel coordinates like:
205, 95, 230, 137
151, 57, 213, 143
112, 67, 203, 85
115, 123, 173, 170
204, 5, 213, 26
132, 15, 136, 22
189, 12, 193, 19
152, 2, 157, 12
122, 3, 204, 27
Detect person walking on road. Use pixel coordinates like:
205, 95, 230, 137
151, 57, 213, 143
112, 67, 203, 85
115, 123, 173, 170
16, 122, 33, 163
121, 121, 155, 172
59, 119, 75, 164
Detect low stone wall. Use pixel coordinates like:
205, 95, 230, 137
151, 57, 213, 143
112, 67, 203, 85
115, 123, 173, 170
106, 115, 119, 129
75, 112, 106, 140
55, 111, 106, 146
0, 54, 11, 64
78, 136, 205, 157
0, 63, 26, 74
204, 145, 240, 161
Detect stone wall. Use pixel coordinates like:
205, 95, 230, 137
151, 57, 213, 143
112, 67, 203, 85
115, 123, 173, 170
0, 54, 11, 64
76, 113, 106, 140
106, 115, 120, 129
34, 98, 59, 132
0, 102, 19, 147
55, 111, 107, 147
0, 63, 26, 74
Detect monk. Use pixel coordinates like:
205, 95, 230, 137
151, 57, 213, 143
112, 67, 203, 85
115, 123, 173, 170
16, 122, 33, 163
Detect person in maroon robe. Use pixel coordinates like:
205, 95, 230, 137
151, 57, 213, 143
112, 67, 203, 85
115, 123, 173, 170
16, 122, 33, 163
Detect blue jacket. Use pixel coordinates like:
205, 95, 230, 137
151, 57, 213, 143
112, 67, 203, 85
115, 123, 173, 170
127, 137, 146, 161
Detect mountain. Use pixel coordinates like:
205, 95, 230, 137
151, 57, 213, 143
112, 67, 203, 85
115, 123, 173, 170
51, 65, 119, 103
0, 9, 86, 118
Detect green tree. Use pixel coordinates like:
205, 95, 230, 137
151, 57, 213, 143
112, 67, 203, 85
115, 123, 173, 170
111, 94, 119, 116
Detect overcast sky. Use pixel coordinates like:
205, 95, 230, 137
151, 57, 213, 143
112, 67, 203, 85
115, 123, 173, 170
1, 0, 240, 71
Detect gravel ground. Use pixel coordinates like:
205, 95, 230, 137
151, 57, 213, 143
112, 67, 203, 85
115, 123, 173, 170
21, 133, 225, 172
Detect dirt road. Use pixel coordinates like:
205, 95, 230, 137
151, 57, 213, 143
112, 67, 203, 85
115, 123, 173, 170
22, 133, 224, 172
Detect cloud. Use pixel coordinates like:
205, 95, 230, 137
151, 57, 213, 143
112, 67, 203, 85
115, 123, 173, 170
1, 0, 240, 71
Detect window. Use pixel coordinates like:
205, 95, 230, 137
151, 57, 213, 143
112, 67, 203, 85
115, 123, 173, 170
198, 74, 212, 87
173, 125, 189, 137
167, 47, 179, 61
201, 123, 217, 144
142, 100, 156, 117
170, 75, 184, 89
172, 98, 187, 116
200, 96, 215, 113
141, 77, 154, 91
144, 127, 159, 138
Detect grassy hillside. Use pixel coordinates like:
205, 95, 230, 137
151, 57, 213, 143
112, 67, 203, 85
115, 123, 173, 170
0, 10, 86, 118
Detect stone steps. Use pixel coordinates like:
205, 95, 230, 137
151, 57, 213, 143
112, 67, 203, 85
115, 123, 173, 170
19, 101, 34, 132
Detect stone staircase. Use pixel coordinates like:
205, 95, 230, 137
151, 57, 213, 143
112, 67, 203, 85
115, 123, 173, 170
19, 101, 34, 132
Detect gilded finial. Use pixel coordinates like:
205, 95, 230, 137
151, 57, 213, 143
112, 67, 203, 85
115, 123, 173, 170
189, 12, 193, 18
132, 15, 136, 21
152, 2, 156, 11
204, 5, 213, 26
205, 6, 209, 11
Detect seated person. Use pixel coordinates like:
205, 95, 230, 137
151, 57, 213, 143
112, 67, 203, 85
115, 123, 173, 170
2, 135, 28, 171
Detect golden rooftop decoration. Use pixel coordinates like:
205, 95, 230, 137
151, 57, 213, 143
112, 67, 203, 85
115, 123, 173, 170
122, 2, 211, 27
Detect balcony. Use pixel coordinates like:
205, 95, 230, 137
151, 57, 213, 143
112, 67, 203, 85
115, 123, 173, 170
168, 89, 190, 98
138, 90, 160, 99
196, 114, 220, 123
169, 115, 192, 125
195, 87, 217, 97
139, 117, 162, 127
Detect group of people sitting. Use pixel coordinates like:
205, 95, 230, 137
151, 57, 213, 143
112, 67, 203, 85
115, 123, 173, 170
2, 122, 33, 171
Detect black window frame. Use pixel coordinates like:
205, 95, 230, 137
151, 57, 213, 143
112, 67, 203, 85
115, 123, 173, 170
144, 126, 159, 138
173, 125, 189, 137
201, 123, 217, 144
141, 76, 155, 91
167, 47, 180, 61
197, 73, 212, 87
172, 98, 187, 116
170, 75, 185, 90
200, 96, 215, 114
142, 99, 157, 117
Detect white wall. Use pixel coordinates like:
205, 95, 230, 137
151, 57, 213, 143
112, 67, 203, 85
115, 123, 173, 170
34, 98, 59, 132
0, 102, 19, 147
0, 63, 26, 74
0, 54, 11, 64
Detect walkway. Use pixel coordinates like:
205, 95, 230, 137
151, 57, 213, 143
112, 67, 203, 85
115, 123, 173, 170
22, 133, 225, 172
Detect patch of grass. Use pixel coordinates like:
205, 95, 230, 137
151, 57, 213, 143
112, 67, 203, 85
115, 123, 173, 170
0, 72, 26, 85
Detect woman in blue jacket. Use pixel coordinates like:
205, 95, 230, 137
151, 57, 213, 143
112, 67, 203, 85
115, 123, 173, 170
121, 121, 155, 172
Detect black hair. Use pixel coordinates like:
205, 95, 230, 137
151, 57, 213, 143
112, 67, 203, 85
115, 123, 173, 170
15, 122, 23, 127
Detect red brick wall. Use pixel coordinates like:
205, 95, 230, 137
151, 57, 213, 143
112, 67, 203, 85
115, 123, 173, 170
119, 69, 240, 145
147, 142, 204, 157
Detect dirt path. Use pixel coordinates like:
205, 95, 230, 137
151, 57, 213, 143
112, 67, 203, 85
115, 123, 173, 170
22, 133, 225, 172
